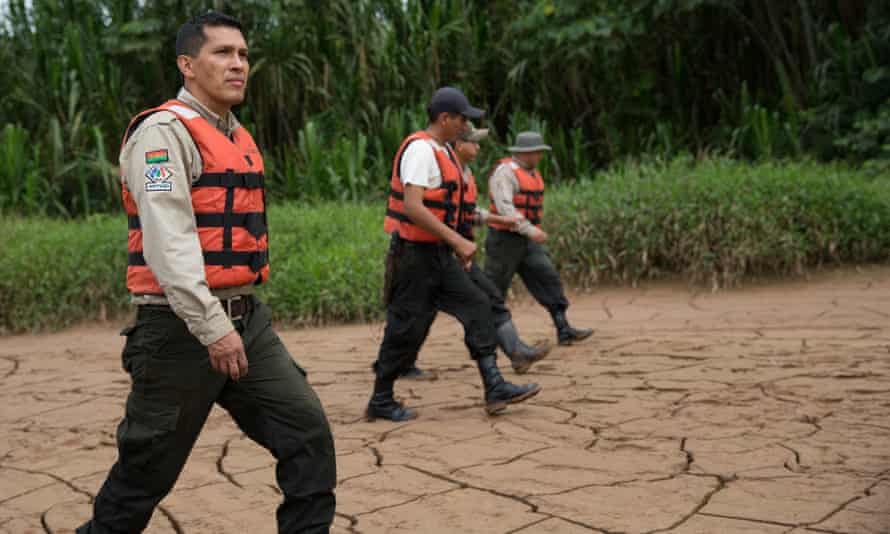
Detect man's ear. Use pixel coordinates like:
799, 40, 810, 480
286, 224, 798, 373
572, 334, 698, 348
177, 55, 195, 81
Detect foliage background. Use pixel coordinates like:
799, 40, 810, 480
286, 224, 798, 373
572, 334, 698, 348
1, 0, 889, 217
2, 157, 888, 333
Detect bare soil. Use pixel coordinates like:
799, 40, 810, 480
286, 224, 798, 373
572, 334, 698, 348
2, 268, 889, 533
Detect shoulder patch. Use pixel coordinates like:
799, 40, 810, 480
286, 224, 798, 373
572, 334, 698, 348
145, 149, 169, 163
145, 164, 174, 192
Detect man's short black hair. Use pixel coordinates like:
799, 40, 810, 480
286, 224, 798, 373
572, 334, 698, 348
175, 11, 243, 57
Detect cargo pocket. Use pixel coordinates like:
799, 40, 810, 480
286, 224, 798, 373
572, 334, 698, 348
120, 317, 173, 379
117, 392, 181, 474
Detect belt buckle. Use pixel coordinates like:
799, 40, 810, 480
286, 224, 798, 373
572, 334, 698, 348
224, 296, 244, 322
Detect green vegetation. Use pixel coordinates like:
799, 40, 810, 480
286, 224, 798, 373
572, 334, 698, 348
2, 158, 888, 333
2, 1, 889, 217
547, 157, 890, 288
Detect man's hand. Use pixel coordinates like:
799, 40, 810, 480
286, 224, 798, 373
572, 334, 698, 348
208, 330, 248, 380
454, 237, 477, 265
530, 229, 549, 244
504, 215, 522, 232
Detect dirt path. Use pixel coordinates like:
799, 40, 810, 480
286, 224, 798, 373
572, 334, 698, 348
1, 268, 889, 534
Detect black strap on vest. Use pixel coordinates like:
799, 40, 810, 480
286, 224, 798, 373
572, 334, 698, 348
192, 172, 264, 189
128, 250, 268, 272
129, 212, 267, 240
387, 180, 459, 227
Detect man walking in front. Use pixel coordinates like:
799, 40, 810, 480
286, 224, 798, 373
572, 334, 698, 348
369, 87, 541, 422
77, 12, 336, 533
484, 131, 593, 345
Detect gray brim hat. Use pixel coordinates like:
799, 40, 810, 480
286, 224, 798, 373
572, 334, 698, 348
458, 122, 489, 143
508, 131, 552, 152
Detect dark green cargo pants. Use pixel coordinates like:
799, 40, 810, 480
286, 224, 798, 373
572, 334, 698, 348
77, 297, 336, 534
484, 228, 569, 314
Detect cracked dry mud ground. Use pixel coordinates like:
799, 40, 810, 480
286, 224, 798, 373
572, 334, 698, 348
2, 268, 889, 534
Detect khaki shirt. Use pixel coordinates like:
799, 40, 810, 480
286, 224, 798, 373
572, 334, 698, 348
488, 157, 544, 238
122, 88, 253, 346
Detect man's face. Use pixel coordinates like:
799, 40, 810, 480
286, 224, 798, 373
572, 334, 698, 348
180, 25, 249, 111
518, 150, 544, 169
455, 139, 479, 164
442, 113, 468, 142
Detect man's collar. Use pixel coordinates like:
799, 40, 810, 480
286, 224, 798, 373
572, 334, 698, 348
511, 156, 535, 171
176, 88, 239, 136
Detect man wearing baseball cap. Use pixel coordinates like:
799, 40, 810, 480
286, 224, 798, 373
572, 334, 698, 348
484, 131, 593, 345
400, 123, 552, 380
370, 88, 541, 421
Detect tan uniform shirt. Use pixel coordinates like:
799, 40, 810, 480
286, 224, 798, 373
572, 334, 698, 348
488, 157, 544, 238
122, 88, 253, 346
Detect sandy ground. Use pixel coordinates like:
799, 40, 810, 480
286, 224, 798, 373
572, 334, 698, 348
1, 268, 889, 534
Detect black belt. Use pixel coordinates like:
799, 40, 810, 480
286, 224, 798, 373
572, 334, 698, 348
400, 240, 451, 251
137, 295, 254, 321
220, 295, 254, 320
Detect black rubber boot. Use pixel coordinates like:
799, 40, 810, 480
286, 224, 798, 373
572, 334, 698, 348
366, 378, 417, 422
496, 320, 552, 374
399, 364, 437, 381
476, 355, 541, 415
551, 310, 594, 346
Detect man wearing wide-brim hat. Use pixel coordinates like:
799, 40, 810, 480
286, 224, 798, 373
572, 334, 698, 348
370, 88, 541, 422
484, 131, 593, 345
400, 123, 552, 380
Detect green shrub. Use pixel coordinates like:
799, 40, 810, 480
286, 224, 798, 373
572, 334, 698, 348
1, 157, 888, 333
546, 157, 890, 288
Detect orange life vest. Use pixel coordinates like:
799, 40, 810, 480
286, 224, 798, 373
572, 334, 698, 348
488, 157, 544, 230
384, 131, 464, 243
456, 167, 478, 241
122, 100, 269, 295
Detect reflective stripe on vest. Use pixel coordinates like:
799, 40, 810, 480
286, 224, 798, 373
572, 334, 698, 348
383, 131, 464, 243
121, 100, 269, 295
488, 158, 544, 230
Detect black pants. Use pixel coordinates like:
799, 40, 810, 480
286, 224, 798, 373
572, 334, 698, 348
374, 241, 497, 381
77, 298, 337, 534
484, 228, 569, 314
406, 262, 511, 367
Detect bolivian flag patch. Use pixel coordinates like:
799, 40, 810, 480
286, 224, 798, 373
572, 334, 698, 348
145, 149, 169, 163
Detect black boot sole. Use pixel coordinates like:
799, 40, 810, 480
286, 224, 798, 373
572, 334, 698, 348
399, 372, 438, 381
558, 330, 594, 346
365, 407, 419, 422
484, 384, 542, 415
512, 345, 552, 374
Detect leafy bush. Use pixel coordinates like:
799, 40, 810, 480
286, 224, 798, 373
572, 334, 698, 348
547, 157, 890, 288
1, 158, 888, 333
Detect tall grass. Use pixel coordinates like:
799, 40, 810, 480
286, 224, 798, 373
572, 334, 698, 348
1, 158, 888, 333
547, 157, 890, 289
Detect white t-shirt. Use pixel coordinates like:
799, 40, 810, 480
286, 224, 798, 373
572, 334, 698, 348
399, 138, 447, 188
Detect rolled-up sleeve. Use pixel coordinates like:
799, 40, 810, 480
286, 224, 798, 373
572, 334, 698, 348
122, 118, 232, 345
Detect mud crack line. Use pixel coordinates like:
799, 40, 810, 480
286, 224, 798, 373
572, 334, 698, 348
1, 355, 20, 380
647, 473, 726, 533
402, 464, 540, 514
217, 438, 244, 488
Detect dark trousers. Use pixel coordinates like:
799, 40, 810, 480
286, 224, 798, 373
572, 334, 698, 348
407, 262, 511, 367
374, 242, 497, 382
484, 228, 569, 314
77, 298, 336, 534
